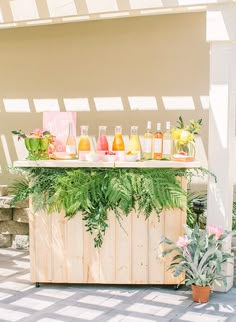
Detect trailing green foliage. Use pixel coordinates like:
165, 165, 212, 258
9, 166, 213, 248
232, 202, 236, 231
185, 167, 217, 185
187, 192, 236, 231
8, 175, 32, 203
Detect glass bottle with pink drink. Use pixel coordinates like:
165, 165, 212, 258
96, 125, 109, 160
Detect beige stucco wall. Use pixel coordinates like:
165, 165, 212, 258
0, 12, 209, 184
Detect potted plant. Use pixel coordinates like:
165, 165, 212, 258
160, 224, 234, 303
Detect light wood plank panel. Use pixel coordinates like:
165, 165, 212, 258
131, 211, 148, 283
33, 211, 53, 282
115, 213, 132, 283
14, 160, 201, 169
83, 219, 100, 283
51, 212, 67, 282
148, 212, 165, 284
99, 212, 116, 283
65, 214, 84, 283
163, 208, 186, 285
28, 210, 36, 282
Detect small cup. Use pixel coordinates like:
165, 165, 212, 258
103, 154, 117, 162
125, 153, 138, 162
86, 153, 99, 162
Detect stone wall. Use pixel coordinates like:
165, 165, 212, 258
0, 185, 29, 249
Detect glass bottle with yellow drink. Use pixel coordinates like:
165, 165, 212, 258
127, 126, 141, 160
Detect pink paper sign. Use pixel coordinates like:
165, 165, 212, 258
43, 112, 76, 152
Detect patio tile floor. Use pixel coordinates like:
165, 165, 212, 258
0, 249, 235, 322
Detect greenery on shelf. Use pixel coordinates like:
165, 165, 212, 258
187, 192, 236, 231
232, 202, 236, 231
187, 190, 207, 229
9, 166, 214, 248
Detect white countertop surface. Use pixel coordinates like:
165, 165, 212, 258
13, 160, 201, 168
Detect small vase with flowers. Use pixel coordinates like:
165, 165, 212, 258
12, 128, 54, 160
171, 116, 202, 162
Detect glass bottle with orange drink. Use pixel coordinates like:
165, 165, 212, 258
112, 125, 125, 161
143, 121, 153, 160
78, 125, 91, 160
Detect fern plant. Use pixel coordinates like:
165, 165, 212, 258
9, 166, 213, 248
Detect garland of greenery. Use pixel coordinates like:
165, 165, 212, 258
9, 166, 214, 248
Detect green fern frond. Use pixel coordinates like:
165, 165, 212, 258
8, 166, 212, 248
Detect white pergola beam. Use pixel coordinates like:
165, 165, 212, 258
207, 3, 236, 291
0, 0, 235, 28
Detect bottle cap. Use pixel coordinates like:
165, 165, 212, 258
80, 125, 88, 135
99, 125, 107, 133
115, 125, 122, 133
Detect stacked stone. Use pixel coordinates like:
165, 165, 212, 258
0, 185, 29, 249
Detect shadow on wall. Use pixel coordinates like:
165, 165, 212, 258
0, 12, 209, 183
0, 0, 209, 26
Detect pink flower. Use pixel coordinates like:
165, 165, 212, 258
176, 236, 190, 248
207, 224, 224, 240
32, 129, 43, 138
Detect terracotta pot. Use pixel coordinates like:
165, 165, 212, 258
191, 284, 211, 303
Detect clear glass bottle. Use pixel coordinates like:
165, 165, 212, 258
128, 126, 141, 160
112, 125, 125, 161
153, 123, 163, 160
143, 121, 153, 160
66, 122, 77, 157
78, 125, 91, 160
162, 121, 172, 160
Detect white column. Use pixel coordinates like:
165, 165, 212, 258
207, 4, 236, 291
